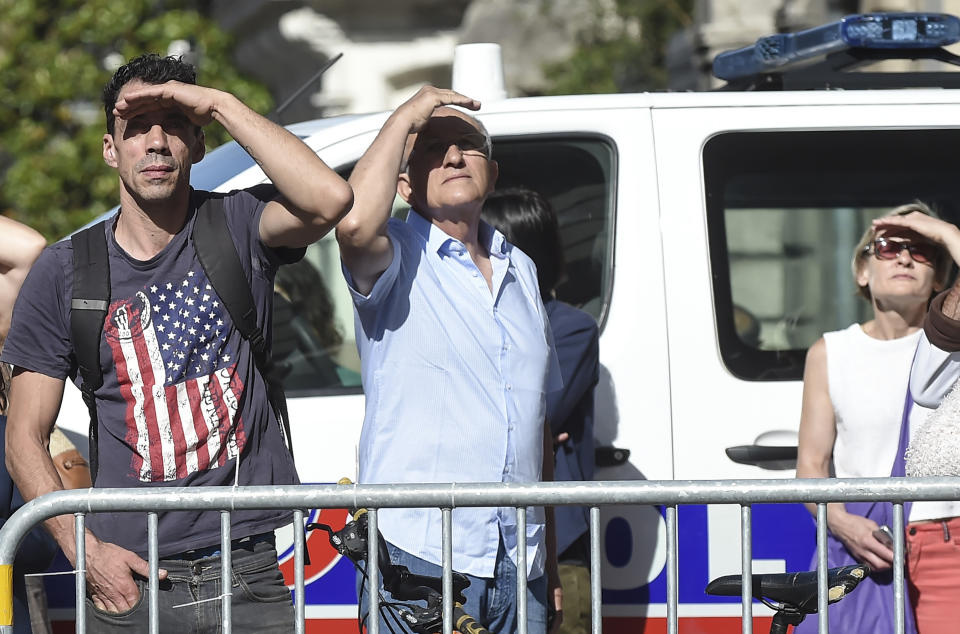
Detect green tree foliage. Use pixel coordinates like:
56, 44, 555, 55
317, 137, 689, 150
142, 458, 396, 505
0, 0, 273, 239
544, 0, 694, 95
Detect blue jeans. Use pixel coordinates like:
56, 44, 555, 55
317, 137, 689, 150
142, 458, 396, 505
358, 539, 547, 634
87, 534, 292, 633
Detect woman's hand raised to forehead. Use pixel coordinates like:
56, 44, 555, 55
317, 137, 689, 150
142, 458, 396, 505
113, 80, 224, 128
874, 211, 960, 268
873, 212, 960, 246
396, 85, 481, 134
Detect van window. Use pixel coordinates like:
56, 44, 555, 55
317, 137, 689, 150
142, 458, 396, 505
492, 136, 616, 323
274, 135, 616, 395
704, 129, 960, 381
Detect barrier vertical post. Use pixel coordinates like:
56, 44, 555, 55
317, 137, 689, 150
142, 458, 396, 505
368, 508, 379, 634
666, 505, 678, 634
590, 506, 601, 634
294, 509, 305, 634
741, 505, 752, 634
148, 512, 159, 634
75, 513, 86, 634
816, 503, 828, 634
221, 511, 232, 633
442, 507, 453, 634
0, 556, 11, 632
893, 503, 905, 634
517, 507, 528, 634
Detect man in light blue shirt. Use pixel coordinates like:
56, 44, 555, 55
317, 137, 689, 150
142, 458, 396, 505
336, 85, 563, 633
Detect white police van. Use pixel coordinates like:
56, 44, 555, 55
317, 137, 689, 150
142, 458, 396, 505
47, 12, 960, 632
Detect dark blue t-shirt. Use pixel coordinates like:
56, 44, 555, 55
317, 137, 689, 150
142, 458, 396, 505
1, 188, 299, 557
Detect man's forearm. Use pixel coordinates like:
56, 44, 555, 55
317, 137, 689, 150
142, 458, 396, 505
0, 217, 45, 337
6, 424, 80, 551
340, 114, 410, 245
335, 113, 410, 291
212, 92, 351, 222
5, 370, 79, 553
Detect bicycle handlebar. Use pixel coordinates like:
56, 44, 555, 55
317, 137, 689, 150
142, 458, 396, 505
309, 495, 487, 634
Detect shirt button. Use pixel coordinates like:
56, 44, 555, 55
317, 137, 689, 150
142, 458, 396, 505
506, 383, 513, 391
504, 343, 512, 351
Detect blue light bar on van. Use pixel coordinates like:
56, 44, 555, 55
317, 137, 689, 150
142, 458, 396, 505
712, 12, 960, 81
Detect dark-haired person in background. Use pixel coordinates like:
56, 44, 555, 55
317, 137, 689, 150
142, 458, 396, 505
2, 53, 352, 632
273, 258, 361, 389
483, 187, 599, 634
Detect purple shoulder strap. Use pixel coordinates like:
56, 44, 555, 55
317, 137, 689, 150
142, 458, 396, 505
890, 388, 913, 520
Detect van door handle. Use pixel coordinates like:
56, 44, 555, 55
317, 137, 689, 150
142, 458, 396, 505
724, 444, 797, 470
595, 446, 631, 467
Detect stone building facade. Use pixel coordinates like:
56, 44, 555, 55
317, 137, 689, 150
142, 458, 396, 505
207, 0, 960, 119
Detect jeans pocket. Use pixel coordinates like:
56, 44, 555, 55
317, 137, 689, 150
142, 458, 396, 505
234, 559, 292, 604
87, 577, 146, 620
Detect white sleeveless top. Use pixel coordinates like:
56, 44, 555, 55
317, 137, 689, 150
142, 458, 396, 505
825, 324, 950, 522
825, 324, 923, 480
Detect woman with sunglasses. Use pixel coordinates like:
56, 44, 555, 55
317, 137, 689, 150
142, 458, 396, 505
795, 202, 958, 634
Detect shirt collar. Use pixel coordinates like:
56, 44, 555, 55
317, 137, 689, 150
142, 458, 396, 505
407, 208, 509, 260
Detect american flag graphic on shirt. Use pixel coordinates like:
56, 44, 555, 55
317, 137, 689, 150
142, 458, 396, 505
104, 269, 246, 482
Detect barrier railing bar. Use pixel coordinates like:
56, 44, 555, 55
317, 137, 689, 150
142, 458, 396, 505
148, 512, 159, 634
74, 513, 85, 634
442, 507, 453, 634
517, 506, 527, 634
294, 509, 305, 634
741, 504, 752, 634
816, 503, 827, 633
666, 504, 677, 634
590, 505, 601, 634
2, 479, 959, 634
221, 510, 232, 633
893, 503, 905, 634
367, 508, 379, 634
4, 477, 960, 537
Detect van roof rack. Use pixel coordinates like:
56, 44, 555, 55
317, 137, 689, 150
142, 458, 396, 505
713, 12, 960, 91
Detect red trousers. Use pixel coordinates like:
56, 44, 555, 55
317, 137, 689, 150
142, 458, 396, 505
907, 516, 960, 633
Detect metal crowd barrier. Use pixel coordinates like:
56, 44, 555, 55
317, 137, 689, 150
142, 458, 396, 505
1, 477, 959, 634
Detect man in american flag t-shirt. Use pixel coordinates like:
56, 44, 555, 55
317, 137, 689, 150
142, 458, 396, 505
1, 52, 352, 632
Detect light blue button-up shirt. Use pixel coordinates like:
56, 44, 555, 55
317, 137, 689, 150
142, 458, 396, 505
345, 209, 560, 579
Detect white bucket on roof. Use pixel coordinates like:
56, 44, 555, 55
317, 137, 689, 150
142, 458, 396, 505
452, 43, 508, 103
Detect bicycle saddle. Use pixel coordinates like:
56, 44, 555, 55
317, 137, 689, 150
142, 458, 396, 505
704, 564, 870, 613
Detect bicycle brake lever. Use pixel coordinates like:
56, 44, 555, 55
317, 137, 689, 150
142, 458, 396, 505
307, 519, 369, 563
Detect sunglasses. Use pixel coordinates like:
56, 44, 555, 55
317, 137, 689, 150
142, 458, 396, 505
413, 132, 491, 160
865, 236, 937, 264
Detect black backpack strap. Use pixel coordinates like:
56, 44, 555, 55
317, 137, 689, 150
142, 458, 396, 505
70, 221, 111, 484
193, 196, 294, 461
